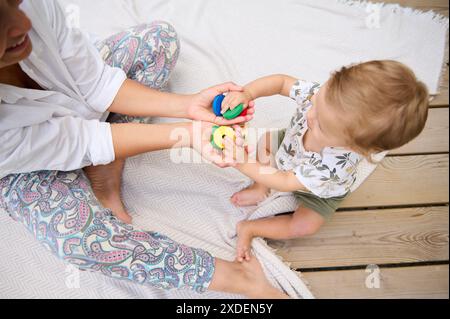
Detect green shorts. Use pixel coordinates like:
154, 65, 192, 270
272, 129, 347, 220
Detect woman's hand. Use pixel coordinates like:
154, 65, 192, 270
187, 82, 255, 126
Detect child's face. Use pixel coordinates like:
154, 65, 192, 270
307, 82, 350, 149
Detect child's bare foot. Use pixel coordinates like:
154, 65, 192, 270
236, 221, 254, 262
231, 183, 270, 207
83, 159, 132, 224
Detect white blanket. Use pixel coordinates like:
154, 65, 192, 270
0, 0, 448, 299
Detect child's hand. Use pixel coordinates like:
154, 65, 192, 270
192, 121, 237, 168
221, 91, 254, 115
223, 125, 248, 164
188, 82, 255, 126
236, 221, 253, 262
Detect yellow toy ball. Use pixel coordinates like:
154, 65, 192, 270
211, 126, 236, 150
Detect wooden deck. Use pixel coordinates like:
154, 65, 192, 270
270, 0, 449, 299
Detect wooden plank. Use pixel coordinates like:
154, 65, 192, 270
270, 206, 449, 269
383, 0, 448, 15
391, 108, 449, 155
431, 41, 449, 107
301, 265, 449, 299
431, 66, 449, 107
342, 154, 449, 208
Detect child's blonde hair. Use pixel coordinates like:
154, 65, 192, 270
326, 60, 429, 159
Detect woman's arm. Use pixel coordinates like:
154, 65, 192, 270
111, 121, 228, 167
108, 79, 191, 119
108, 80, 255, 125
110, 121, 192, 158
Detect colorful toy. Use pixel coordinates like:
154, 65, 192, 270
212, 94, 248, 120
210, 125, 249, 150
210, 94, 250, 150
211, 125, 236, 150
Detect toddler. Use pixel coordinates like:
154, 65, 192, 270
220, 60, 429, 261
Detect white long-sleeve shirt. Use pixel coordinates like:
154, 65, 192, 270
0, 0, 127, 178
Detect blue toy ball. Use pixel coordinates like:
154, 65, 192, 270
212, 94, 225, 116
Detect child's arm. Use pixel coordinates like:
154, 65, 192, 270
238, 159, 306, 193
223, 135, 308, 193
245, 74, 298, 99
221, 74, 298, 114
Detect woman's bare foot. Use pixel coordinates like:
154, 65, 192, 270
236, 221, 254, 262
241, 256, 290, 299
83, 159, 132, 224
231, 183, 270, 207
209, 256, 289, 299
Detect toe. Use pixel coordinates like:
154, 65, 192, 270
236, 249, 246, 262
244, 250, 251, 261
230, 193, 240, 205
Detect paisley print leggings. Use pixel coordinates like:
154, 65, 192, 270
0, 22, 215, 294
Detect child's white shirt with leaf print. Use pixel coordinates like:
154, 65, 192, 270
275, 80, 363, 199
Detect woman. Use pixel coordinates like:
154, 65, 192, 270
0, 0, 287, 298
